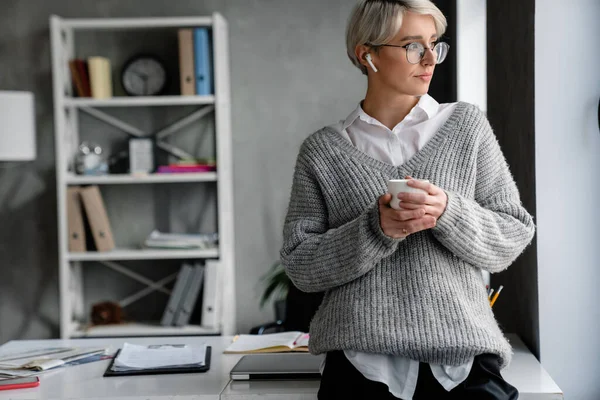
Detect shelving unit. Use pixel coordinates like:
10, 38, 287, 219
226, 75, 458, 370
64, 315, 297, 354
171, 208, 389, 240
50, 14, 235, 339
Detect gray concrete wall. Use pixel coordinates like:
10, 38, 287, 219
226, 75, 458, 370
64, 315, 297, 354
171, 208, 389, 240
0, 0, 364, 342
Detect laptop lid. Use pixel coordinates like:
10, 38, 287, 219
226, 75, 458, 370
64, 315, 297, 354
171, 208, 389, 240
230, 353, 324, 381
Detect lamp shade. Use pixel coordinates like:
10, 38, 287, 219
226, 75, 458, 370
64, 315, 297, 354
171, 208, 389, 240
0, 91, 36, 161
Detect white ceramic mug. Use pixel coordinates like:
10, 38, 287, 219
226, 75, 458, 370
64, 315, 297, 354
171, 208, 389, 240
387, 179, 429, 210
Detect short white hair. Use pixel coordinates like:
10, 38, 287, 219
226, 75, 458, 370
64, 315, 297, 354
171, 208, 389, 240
346, 0, 447, 75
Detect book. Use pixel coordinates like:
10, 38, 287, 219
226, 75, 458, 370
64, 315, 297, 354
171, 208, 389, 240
68, 60, 85, 97
174, 264, 205, 327
193, 28, 213, 95
178, 29, 196, 95
160, 263, 193, 326
223, 331, 310, 354
88, 56, 113, 99
75, 59, 92, 97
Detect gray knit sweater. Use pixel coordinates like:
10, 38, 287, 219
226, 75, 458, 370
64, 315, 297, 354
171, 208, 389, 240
280, 102, 535, 369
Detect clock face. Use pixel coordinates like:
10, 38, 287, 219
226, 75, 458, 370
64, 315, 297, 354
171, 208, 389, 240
122, 56, 167, 96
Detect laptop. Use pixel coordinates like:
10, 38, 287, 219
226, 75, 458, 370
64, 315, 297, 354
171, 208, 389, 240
229, 353, 324, 381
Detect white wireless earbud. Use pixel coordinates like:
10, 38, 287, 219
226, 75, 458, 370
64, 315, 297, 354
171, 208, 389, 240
365, 54, 378, 72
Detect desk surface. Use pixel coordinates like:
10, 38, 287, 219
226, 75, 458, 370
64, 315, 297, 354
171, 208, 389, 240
0, 334, 562, 400
0, 336, 244, 400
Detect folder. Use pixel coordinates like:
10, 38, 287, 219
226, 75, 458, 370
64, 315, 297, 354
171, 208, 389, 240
79, 185, 115, 252
104, 346, 211, 377
174, 264, 205, 327
66, 187, 86, 252
201, 260, 218, 328
193, 28, 213, 95
178, 29, 196, 96
160, 264, 193, 326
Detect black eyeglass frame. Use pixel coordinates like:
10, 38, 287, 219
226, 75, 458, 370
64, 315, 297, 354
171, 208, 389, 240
367, 41, 450, 65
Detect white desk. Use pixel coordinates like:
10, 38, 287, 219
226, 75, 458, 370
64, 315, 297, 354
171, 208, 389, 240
220, 334, 563, 400
0, 336, 244, 400
0, 334, 562, 400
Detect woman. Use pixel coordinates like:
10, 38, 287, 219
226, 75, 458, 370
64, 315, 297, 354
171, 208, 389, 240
280, 0, 535, 399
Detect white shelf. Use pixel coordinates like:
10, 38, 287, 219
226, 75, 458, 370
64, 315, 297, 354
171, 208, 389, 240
67, 248, 219, 261
66, 172, 218, 185
64, 95, 215, 107
52, 13, 236, 339
70, 322, 220, 338
62, 16, 213, 30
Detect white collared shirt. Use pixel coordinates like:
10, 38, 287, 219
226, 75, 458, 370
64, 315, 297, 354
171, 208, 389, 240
326, 94, 473, 399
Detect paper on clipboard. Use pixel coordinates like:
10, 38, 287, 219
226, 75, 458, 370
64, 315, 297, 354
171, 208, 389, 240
112, 343, 207, 371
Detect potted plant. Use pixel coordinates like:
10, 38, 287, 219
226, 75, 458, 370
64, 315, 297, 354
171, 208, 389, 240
259, 261, 290, 322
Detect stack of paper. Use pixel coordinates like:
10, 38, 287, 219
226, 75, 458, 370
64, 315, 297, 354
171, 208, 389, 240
144, 230, 218, 250
0, 347, 107, 379
110, 343, 207, 372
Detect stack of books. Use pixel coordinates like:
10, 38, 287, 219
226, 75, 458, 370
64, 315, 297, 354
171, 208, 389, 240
68, 57, 112, 99
143, 230, 218, 250
156, 162, 216, 174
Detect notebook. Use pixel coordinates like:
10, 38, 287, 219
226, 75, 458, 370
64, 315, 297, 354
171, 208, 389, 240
223, 331, 309, 354
229, 353, 324, 381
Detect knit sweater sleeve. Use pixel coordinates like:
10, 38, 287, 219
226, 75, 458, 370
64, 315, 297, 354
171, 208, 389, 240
280, 142, 402, 293
431, 108, 535, 273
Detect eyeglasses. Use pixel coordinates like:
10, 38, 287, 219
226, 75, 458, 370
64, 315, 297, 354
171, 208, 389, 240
369, 41, 450, 65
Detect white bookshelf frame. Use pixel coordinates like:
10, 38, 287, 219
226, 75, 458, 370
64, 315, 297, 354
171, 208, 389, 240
50, 14, 236, 339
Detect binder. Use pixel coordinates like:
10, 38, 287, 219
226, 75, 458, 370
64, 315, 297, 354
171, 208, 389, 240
79, 185, 115, 252
201, 260, 219, 328
193, 28, 213, 95
178, 29, 196, 95
66, 187, 86, 252
160, 263, 193, 326
174, 264, 205, 327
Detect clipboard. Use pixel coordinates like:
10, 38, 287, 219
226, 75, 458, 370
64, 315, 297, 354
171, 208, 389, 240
103, 346, 211, 377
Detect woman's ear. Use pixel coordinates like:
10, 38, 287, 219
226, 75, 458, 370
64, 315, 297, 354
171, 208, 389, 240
355, 44, 371, 69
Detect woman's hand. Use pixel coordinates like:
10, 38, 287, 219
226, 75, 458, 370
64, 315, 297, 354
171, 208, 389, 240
378, 194, 437, 239
396, 176, 448, 221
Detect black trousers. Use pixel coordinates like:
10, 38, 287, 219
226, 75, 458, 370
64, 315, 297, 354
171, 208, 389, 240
318, 350, 519, 400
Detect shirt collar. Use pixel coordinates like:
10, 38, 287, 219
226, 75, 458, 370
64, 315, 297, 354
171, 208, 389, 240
342, 94, 440, 131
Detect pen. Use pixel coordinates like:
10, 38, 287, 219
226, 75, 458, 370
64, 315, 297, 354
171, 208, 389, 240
490, 285, 503, 307
293, 334, 309, 346
488, 288, 494, 300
